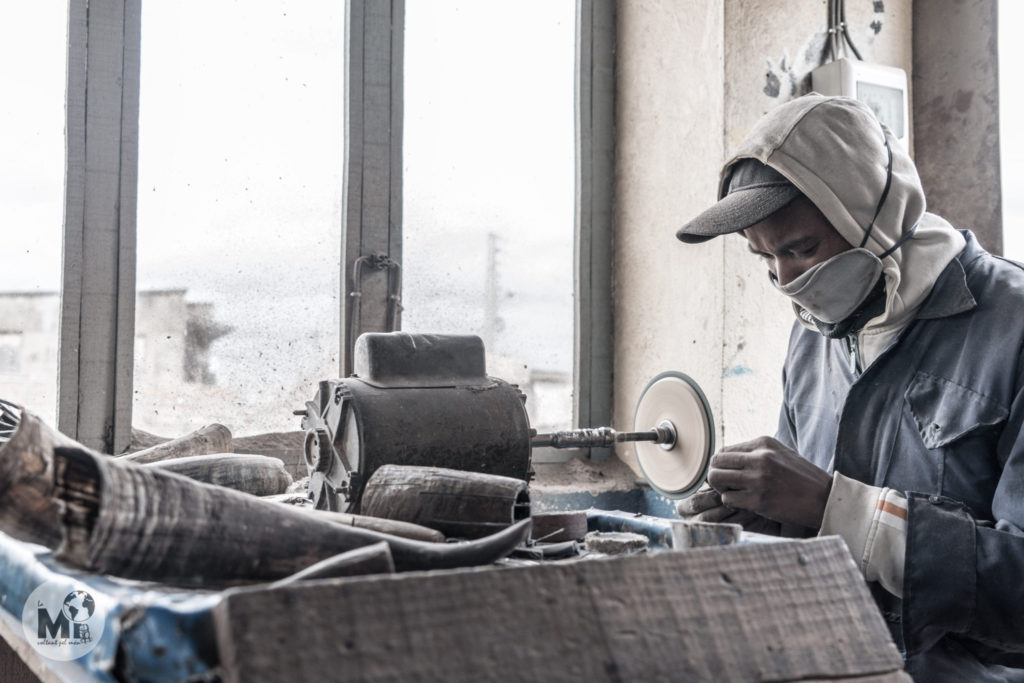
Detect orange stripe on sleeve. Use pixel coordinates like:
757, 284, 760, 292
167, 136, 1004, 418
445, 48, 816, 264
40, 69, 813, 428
877, 499, 908, 520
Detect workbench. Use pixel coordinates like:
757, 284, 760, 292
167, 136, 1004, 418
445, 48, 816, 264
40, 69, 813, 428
0, 511, 909, 682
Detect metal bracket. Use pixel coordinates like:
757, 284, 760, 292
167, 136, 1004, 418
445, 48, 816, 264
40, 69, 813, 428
349, 253, 403, 348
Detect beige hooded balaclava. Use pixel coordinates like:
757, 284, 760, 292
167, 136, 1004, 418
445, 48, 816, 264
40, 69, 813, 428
721, 94, 965, 366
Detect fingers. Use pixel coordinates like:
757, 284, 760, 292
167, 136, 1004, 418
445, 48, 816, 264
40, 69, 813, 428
707, 463, 756, 493
714, 435, 783, 456
703, 435, 832, 529
675, 486, 721, 516
710, 452, 752, 470
689, 505, 738, 524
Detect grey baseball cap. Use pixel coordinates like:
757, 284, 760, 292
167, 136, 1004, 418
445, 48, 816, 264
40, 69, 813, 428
676, 159, 802, 244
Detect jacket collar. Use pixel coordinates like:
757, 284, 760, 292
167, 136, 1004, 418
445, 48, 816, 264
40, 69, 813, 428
914, 230, 977, 320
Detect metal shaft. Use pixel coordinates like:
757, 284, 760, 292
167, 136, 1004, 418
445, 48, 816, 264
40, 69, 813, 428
531, 424, 675, 450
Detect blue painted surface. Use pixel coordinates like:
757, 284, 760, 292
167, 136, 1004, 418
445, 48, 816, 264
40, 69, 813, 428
723, 365, 755, 377
0, 534, 220, 681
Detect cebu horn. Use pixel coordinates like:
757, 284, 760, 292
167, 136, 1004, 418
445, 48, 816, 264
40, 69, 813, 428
117, 423, 233, 464
53, 445, 530, 586
143, 453, 293, 496
0, 404, 77, 548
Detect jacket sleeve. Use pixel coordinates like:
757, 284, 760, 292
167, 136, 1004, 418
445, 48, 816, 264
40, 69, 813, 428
902, 374, 1024, 657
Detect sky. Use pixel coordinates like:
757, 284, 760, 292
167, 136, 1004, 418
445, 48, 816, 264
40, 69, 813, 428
2, 1, 1023, 429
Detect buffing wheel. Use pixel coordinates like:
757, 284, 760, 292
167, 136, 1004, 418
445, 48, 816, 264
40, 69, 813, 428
633, 371, 715, 499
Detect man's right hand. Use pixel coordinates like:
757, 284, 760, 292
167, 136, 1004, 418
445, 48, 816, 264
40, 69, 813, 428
675, 485, 781, 535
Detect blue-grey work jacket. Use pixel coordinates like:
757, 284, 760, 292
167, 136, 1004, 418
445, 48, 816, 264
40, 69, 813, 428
776, 232, 1024, 681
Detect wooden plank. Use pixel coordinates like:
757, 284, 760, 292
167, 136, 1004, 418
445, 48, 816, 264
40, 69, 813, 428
0, 611, 55, 683
59, 0, 140, 453
341, 0, 404, 376
573, 0, 615, 460
214, 537, 908, 682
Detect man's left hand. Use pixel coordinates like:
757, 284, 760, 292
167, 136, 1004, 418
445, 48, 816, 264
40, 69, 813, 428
706, 436, 832, 531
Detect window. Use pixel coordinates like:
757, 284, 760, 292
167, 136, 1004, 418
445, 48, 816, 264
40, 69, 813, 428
402, 1, 576, 432
134, 1, 344, 438
58, 1, 612, 453
0, 4, 67, 424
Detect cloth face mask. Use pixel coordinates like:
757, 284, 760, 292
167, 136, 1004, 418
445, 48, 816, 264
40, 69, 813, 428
770, 248, 883, 324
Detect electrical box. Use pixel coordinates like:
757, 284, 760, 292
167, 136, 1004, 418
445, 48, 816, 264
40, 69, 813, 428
811, 58, 909, 150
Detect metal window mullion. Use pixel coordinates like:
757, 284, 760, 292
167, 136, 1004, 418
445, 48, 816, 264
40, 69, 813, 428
341, 0, 404, 377
58, 0, 140, 454
574, 0, 616, 460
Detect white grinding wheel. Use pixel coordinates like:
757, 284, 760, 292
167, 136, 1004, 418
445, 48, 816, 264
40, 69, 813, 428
633, 371, 715, 499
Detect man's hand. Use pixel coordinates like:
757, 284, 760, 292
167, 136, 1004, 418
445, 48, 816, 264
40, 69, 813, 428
705, 436, 832, 531
676, 485, 781, 535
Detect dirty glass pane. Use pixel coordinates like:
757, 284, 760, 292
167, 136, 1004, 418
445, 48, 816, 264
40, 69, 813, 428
1001, 0, 1024, 260
403, 1, 575, 432
0, 4, 68, 425
135, 1, 343, 438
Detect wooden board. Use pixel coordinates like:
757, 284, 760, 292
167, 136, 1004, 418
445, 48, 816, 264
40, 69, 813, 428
214, 537, 908, 682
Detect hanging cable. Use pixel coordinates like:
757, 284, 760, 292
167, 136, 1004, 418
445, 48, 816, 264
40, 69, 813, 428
838, 0, 863, 60
826, 0, 863, 62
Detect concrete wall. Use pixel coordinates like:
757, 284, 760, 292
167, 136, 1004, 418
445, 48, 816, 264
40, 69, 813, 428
613, 0, 912, 473
614, 0, 725, 472
913, 0, 1001, 254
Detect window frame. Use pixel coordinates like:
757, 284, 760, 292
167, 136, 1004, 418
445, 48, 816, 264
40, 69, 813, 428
59, 0, 614, 457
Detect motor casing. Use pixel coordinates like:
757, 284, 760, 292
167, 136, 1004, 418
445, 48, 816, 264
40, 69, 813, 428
301, 333, 532, 512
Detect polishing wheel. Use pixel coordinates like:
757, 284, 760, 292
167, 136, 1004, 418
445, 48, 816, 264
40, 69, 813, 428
633, 371, 715, 499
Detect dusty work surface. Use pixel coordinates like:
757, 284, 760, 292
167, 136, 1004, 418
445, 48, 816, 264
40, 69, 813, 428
214, 536, 908, 683
531, 456, 639, 493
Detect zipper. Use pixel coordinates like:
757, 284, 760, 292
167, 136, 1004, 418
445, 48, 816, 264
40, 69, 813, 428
847, 334, 861, 375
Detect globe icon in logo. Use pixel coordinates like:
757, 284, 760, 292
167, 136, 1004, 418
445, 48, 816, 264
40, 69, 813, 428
61, 591, 95, 624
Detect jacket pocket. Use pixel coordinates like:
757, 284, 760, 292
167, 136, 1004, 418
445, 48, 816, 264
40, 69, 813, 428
904, 371, 1008, 449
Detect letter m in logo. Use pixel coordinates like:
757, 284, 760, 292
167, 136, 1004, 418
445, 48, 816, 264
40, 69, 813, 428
37, 608, 70, 639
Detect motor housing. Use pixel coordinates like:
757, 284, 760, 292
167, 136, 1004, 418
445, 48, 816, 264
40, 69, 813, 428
301, 333, 533, 512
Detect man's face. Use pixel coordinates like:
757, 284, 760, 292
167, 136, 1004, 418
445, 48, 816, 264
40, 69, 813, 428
743, 196, 851, 286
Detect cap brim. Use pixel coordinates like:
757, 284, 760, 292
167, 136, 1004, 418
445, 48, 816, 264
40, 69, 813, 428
675, 184, 802, 244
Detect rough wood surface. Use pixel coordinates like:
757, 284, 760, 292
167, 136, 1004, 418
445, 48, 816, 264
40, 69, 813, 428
214, 537, 908, 683
118, 424, 232, 464
144, 453, 292, 496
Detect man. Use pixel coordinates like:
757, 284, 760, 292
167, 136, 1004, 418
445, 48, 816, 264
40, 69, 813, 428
675, 94, 1024, 680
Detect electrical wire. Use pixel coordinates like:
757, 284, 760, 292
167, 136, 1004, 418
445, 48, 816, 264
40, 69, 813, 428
838, 0, 863, 60
826, 0, 863, 62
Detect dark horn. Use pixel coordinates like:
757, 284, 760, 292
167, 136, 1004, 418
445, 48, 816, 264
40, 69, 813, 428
53, 446, 529, 587
0, 405, 75, 548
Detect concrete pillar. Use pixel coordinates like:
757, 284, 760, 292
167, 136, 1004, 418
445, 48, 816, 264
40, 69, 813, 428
912, 0, 1001, 254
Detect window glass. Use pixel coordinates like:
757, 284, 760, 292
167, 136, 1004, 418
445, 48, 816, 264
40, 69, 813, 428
135, 1, 344, 438
1001, 0, 1024, 260
0, 4, 67, 425
403, 1, 575, 432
